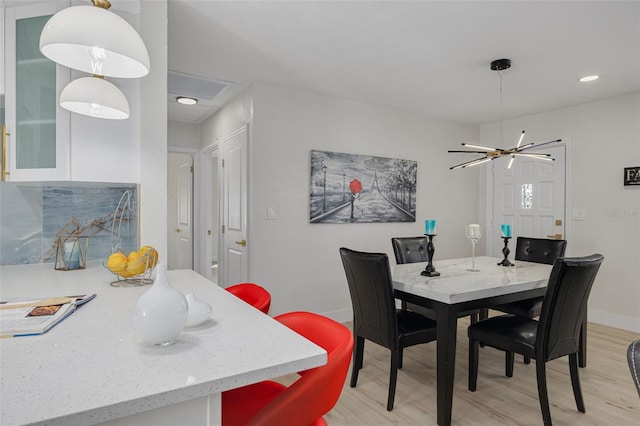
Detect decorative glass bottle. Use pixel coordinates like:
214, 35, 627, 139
132, 263, 188, 346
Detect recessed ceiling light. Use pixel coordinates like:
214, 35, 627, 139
176, 96, 198, 105
578, 75, 599, 83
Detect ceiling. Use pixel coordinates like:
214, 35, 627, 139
5, 1, 637, 125
167, 0, 640, 126
168, 0, 640, 125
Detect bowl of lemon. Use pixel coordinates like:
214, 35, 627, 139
107, 245, 158, 286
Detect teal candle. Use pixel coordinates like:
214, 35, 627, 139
425, 220, 437, 235
501, 224, 512, 238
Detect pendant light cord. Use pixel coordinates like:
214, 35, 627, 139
498, 69, 503, 145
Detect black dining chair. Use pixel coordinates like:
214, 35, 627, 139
391, 236, 480, 324
490, 236, 568, 365
628, 339, 640, 398
339, 247, 437, 411
468, 254, 604, 426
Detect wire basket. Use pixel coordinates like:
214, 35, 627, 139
106, 190, 157, 287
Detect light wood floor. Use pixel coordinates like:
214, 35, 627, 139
304, 319, 638, 425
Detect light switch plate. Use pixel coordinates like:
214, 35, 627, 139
267, 206, 277, 220
572, 209, 586, 221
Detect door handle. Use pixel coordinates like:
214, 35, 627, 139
176, 228, 182, 233
235, 239, 247, 247
2, 125, 10, 182
547, 234, 563, 240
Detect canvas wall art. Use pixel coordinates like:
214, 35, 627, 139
310, 150, 417, 223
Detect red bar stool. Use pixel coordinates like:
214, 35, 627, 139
225, 282, 271, 314
222, 311, 353, 425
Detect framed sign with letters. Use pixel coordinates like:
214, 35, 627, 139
624, 166, 640, 186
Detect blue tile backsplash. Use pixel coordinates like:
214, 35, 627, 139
0, 182, 138, 265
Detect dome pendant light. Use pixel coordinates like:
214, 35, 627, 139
39, 0, 150, 78
448, 59, 561, 170
60, 76, 130, 120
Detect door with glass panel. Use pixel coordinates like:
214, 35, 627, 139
4, 1, 70, 181
492, 145, 566, 257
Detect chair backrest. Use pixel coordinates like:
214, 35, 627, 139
248, 311, 354, 425
391, 236, 428, 264
628, 339, 640, 398
536, 254, 604, 361
225, 283, 271, 314
515, 237, 567, 264
339, 247, 399, 350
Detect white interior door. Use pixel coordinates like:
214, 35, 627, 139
492, 145, 566, 257
221, 126, 248, 287
168, 153, 193, 270
199, 145, 220, 283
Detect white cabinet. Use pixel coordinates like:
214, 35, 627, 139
1, 6, 5, 96
4, 1, 70, 181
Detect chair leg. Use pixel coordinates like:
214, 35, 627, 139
469, 337, 479, 391
470, 312, 478, 324
536, 360, 553, 426
401, 300, 408, 310
388, 349, 400, 411
505, 352, 514, 377
579, 318, 587, 368
569, 353, 586, 413
524, 355, 531, 364
398, 347, 403, 369
350, 336, 364, 387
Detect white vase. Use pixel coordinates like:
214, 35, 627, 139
133, 263, 188, 346
185, 293, 212, 328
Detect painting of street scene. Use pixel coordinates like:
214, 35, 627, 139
310, 150, 417, 223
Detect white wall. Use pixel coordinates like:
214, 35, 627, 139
204, 83, 479, 321
168, 120, 201, 150
139, 0, 168, 262
481, 93, 640, 332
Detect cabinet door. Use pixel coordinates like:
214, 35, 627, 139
5, 1, 70, 181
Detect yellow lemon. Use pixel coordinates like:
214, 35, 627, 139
127, 251, 141, 263
126, 259, 146, 276
118, 268, 135, 278
139, 246, 158, 268
107, 252, 128, 273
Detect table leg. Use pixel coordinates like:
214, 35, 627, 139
436, 305, 458, 426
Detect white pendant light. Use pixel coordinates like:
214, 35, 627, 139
60, 76, 130, 120
39, 1, 150, 79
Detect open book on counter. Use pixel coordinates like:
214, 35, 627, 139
0, 294, 97, 338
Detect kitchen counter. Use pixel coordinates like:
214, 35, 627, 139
0, 263, 326, 426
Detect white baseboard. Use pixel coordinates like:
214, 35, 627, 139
589, 309, 640, 333
321, 308, 352, 324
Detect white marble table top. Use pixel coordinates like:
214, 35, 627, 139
392, 256, 553, 304
0, 263, 326, 426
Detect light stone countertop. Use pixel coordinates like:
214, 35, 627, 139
0, 263, 326, 426
392, 256, 553, 304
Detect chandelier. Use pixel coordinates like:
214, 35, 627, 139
449, 59, 561, 170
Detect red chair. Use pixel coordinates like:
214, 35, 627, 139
222, 311, 354, 426
225, 283, 271, 314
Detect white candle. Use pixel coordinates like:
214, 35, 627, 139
468, 224, 481, 239
64, 240, 80, 270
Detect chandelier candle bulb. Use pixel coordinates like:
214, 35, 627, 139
425, 220, 437, 235
501, 224, 512, 238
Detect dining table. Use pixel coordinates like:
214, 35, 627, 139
391, 256, 553, 426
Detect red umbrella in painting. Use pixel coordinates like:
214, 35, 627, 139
349, 179, 362, 220
350, 179, 362, 195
